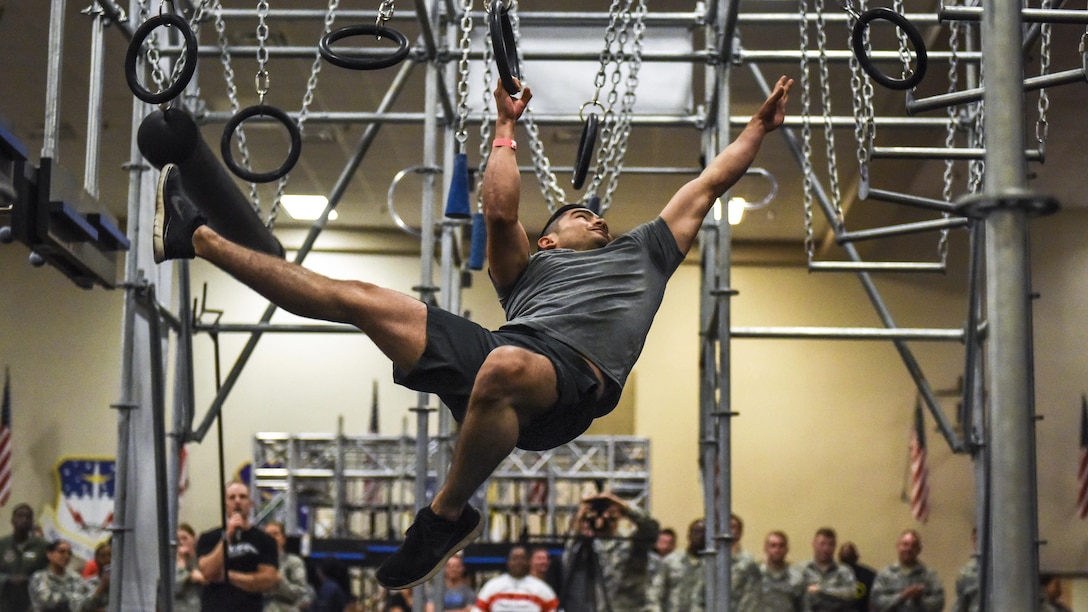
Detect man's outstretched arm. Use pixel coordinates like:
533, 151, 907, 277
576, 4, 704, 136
660, 75, 793, 255
483, 81, 534, 291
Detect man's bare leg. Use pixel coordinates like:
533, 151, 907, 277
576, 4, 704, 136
429, 345, 558, 520
190, 225, 427, 370
377, 346, 559, 589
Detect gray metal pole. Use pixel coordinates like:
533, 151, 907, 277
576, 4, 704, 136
981, 0, 1039, 607
83, 6, 106, 199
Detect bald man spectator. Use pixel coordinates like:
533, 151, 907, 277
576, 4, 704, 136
838, 541, 875, 611
870, 530, 944, 612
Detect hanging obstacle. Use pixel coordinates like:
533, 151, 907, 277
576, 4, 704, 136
849, 7, 928, 90
468, 212, 486, 271
137, 108, 284, 258
489, 0, 521, 95
318, 24, 410, 70
444, 153, 471, 219
220, 105, 302, 183
124, 13, 199, 104
572, 110, 599, 190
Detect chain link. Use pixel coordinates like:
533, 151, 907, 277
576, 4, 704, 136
267, 0, 341, 227
937, 20, 962, 265
455, 0, 474, 146
1036, 0, 1052, 149
214, 0, 261, 211
814, 0, 842, 228
799, 0, 815, 262
474, 22, 496, 212
967, 59, 985, 195
377, 0, 396, 28
255, 0, 271, 104
892, 0, 912, 81
597, 0, 645, 212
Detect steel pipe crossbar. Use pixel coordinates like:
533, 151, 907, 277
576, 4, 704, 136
907, 68, 1087, 114
808, 261, 948, 273
871, 146, 1044, 161
941, 5, 1088, 23
731, 326, 965, 341
837, 217, 970, 243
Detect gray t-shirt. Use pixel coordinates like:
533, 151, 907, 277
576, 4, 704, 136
498, 217, 684, 405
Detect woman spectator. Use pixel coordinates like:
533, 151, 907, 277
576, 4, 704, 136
28, 539, 88, 611
427, 554, 475, 612
174, 523, 204, 612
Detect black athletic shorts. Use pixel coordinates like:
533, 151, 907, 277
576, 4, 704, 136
392, 305, 614, 451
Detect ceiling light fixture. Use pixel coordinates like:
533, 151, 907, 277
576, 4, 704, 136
282, 194, 337, 221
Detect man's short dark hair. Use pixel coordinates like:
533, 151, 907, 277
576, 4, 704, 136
538, 204, 595, 240
815, 527, 837, 540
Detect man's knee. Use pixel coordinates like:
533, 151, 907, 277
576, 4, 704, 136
473, 346, 551, 404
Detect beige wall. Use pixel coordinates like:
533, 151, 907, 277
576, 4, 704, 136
3, 210, 1087, 608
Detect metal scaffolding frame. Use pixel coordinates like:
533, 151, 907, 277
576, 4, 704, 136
30, 0, 1063, 608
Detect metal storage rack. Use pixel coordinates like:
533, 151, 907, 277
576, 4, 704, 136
252, 432, 651, 544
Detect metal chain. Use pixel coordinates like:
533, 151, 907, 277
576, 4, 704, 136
377, 0, 396, 27
799, 0, 816, 262
255, 0, 271, 105
847, 0, 875, 193
267, 0, 341, 227
892, 0, 912, 81
455, 0, 474, 147
1036, 0, 1052, 149
938, 19, 962, 265
814, 0, 842, 227
598, 0, 645, 212
474, 22, 496, 212
967, 59, 985, 195
509, 1, 568, 209
213, 0, 261, 210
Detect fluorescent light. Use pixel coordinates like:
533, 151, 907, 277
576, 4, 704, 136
728, 197, 746, 225
282, 194, 338, 221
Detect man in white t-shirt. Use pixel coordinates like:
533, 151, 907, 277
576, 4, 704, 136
473, 545, 558, 612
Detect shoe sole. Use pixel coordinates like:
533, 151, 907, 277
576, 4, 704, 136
384, 513, 484, 590
152, 165, 171, 263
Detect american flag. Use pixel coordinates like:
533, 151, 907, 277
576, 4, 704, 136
0, 367, 11, 507
1077, 395, 1088, 519
908, 399, 930, 523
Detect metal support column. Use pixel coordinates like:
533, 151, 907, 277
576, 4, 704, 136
979, 0, 1040, 607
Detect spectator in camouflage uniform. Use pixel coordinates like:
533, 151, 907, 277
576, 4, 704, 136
263, 521, 314, 611
0, 503, 48, 612
870, 530, 944, 612
645, 518, 705, 612
760, 530, 803, 611
729, 514, 762, 612
561, 492, 659, 612
798, 527, 856, 612
28, 539, 92, 612
952, 528, 979, 612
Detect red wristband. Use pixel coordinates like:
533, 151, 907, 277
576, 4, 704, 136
492, 138, 517, 151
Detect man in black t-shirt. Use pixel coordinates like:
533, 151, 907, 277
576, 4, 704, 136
196, 481, 279, 612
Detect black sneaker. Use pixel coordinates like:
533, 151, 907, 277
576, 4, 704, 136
376, 506, 483, 590
153, 164, 204, 263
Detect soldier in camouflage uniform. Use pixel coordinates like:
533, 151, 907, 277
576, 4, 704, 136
562, 492, 659, 612
645, 518, 705, 612
952, 528, 979, 612
729, 514, 762, 612
760, 530, 804, 611
28, 539, 93, 612
0, 504, 49, 612
263, 522, 314, 612
798, 527, 857, 612
870, 530, 944, 612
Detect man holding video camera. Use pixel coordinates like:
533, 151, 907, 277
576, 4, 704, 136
561, 492, 659, 612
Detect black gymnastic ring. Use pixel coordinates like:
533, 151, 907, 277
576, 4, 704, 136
572, 113, 599, 190
220, 105, 303, 183
124, 14, 199, 105
489, 0, 522, 95
851, 7, 928, 90
319, 24, 410, 70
